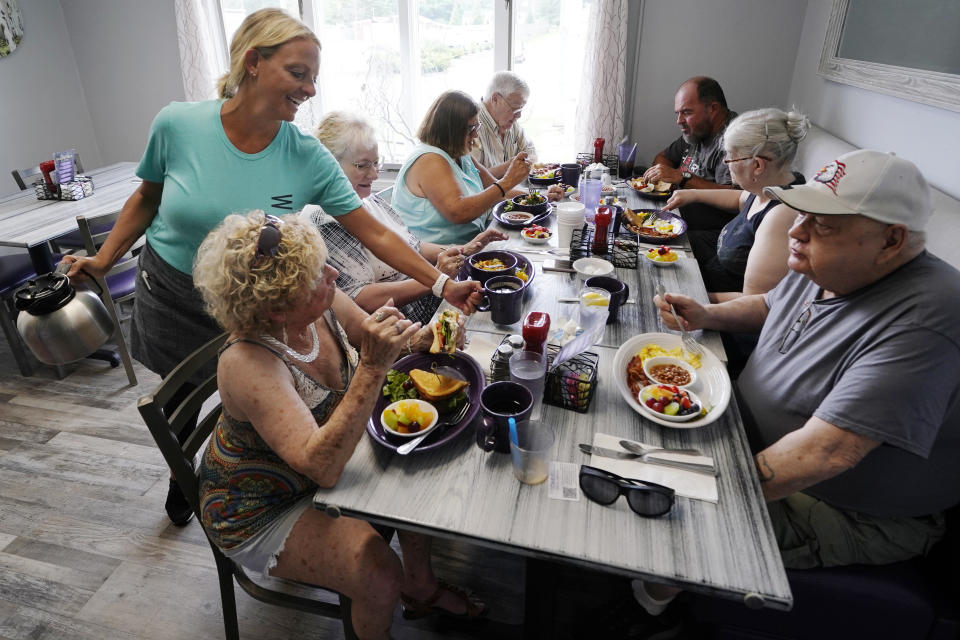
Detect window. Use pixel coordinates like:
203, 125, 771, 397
217, 0, 590, 164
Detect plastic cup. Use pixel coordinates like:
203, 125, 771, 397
581, 178, 602, 223
556, 202, 586, 251
509, 420, 554, 485
509, 350, 547, 421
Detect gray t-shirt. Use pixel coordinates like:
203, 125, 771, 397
738, 252, 960, 517
663, 111, 736, 186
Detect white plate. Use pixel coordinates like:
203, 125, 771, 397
612, 333, 731, 429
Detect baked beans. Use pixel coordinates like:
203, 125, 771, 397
649, 364, 691, 386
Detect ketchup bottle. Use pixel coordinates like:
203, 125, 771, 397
521, 312, 551, 354
592, 206, 613, 254
593, 138, 605, 164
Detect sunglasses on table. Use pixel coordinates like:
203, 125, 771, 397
579, 465, 675, 517
253, 214, 284, 265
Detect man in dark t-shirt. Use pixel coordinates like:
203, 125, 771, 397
644, 77, 738, 264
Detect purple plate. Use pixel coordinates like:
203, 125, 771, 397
368, 351, 484, 453
624, 210, 688, 242
456, 250, 535, 298
492, 200, 552, 229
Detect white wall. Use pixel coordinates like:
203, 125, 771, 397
0, 0, 99, 193
59, 0, 184, 167
629, 0, 808, 167
787, 0, 960, 199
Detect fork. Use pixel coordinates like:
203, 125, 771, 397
396, 401, 471, 455
619, 439, 702, 457
654, 282, 705, 360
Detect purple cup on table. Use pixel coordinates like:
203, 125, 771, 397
560, 163, 582, 188
477, 381, 533, 453
476, 275, 525, 326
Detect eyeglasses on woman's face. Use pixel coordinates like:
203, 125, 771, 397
351, 159, 381, 172
723, 153, 772, 165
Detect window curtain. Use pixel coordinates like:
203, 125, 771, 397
574, 0, 630, 160
174, 0, 228, 102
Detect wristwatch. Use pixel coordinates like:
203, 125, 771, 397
680, 171, 692, 187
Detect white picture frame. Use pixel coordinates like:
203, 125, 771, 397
817, 0, 960, 113
0, 0, 24, 58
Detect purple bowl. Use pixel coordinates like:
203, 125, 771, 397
367, 351, 484, 453
457, 250, 535, 299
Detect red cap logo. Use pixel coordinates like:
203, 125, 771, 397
814, 160, 846, 195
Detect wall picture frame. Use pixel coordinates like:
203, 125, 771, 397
818, 0, 960, 113
0, 0, 24, 58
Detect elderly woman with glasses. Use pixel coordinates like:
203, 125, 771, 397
664, 108, 809, 301
310, 112, 507, 325
194, 212, 486, 640
393, 89, 562, 245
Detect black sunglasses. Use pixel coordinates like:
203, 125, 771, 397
579, 465, 675, 517
254, 214, 284, 264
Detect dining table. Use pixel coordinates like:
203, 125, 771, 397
0, 162, 140, 274
314, 178, 792, 636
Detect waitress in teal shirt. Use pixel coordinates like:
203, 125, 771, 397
61, 9, 480, 527
393, 90, 559, 245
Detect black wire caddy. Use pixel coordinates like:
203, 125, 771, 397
491, 335, 599, 413
33, 175, 94, 201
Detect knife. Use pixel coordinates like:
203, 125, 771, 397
578, 443, 718, 476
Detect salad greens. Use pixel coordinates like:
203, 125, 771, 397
382, 369, 468, 415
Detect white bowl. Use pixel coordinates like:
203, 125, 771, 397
642, 356, 697, 389
521, 228, 552, 245
501, 211, 535, 225
642, 247, 680, 267
381, 399, 439, 438
573, 257, 614, 283
637, 384, 703, 422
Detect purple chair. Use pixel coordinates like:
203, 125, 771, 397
691, 505, 960, 639
0, 253, 41, 376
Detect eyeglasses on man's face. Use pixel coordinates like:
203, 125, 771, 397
497, 92, 525, 116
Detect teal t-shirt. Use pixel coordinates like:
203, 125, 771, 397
139, 100, 362, 274
392, 143, 486, 245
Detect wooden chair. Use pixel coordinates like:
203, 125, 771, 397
11, 154, 85, 190
136, 334, 357, 640
76, 213, 138, 387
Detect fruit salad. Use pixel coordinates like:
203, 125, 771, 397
640, 385, 702, 417
521, 224, 551, 240
382, 399, 436, 434
645, 246, 679, 263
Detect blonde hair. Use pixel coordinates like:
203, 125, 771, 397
314, 111, 378, 160
723, 108, 810, 169
217, 8, 320, 99
193, 211, 328, 335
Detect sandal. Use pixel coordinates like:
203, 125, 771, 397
400, 578, 489, 620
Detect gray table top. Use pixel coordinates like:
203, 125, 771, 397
314, 338, 791, 609
0, 163, 139, 249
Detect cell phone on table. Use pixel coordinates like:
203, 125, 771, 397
543, 259, 574, 272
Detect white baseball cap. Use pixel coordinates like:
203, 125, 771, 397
765, 150, 932, 231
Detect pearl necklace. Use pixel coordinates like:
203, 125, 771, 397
260, 324, 320, 363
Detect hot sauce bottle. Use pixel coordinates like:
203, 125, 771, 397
593, 137, 605, 164
521, 311, 551, 354
592, 205, 613, 254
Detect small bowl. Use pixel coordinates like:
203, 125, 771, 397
601, 185, 617, 195
637, 384, 703, 422
642, 356, 697, 389
643, 246, 680, 267
572, 257, 614, 283
521, 225, 552, 245
501, 211, 535, 225
511, 192, 550, 215
469, 250, 518, 285
381, 399, 439, 437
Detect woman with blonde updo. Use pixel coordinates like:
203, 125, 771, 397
665, 107, 809, 299
61, 8, 479, 526
195, 212, 486, 640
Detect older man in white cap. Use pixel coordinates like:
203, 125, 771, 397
622, 150, 960, 635
470, 71, 537, 179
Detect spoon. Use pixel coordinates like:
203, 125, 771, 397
618, 439, 702, 457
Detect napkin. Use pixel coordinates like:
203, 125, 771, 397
460, 329, 504, 382
589, 433, 718, 503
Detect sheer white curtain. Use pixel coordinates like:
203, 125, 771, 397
574, 0, 630, 160
174, 0, 228, 102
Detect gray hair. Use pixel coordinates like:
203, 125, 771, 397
723, 108, 810, 169
486, 71, 529, 100
313, 111, 378, 160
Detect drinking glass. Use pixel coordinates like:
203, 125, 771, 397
510, 420, 555, 485
578, 287, 611, 341
509, 350, 547, 421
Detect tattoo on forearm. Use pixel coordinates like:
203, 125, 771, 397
755, 453, 775, 484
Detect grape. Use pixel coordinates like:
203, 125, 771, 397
645, 397, 657, 409
652, 401, 665, 413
